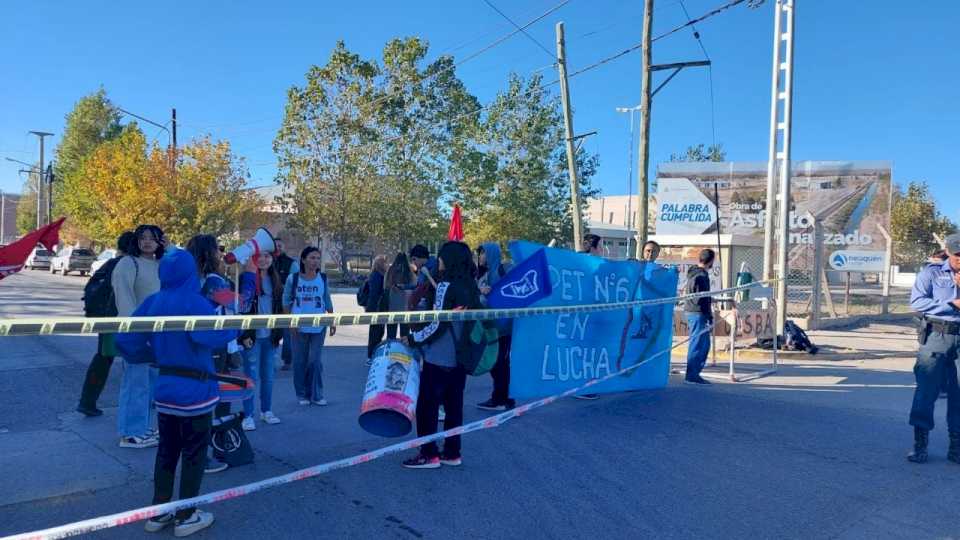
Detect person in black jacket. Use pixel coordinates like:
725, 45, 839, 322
401, 241, 481, 469
76, 231, 136, 417
365, 255, 387, 362
683, 248, 715, 385
274, 236, 296, 370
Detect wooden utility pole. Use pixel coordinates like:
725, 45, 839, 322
555, 21, 584, 247
635, 0, 654, 257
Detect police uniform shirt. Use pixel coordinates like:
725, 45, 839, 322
911, 259, 960, 323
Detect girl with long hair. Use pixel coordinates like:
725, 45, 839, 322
282, 246, 336, 406
113, 224, 165, 449
402, 241, 481, 469
238, 252, 285, 428
385, 252, 417, 339
365, 255, 388, 362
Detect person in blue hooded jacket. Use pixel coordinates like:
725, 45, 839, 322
475, 242, 516, 411
116, 249, 238, 537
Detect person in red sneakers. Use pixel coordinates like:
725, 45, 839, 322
402, 241, 480, 469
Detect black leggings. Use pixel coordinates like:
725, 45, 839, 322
78, 335, 114, 409
416, 363, 467, 459
154, 413, 212, 520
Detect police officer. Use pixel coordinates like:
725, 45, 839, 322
908, 233, 960, 464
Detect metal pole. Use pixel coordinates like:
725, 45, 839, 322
810, 217, 823, 329
555, 22, 584, 247
0, 189, 5, 243
714, 183, 724, 288
616, 106, 641, 251
878, 223, 892, 314
46, 164, 53, 225
627, 111, 635, 241
774, 0, 796, 336
635, 0, 654, 256
762, 0, 785, 282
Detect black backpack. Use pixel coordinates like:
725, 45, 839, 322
356, 278, 370, 307
784, 320, 818, 354
82, 258, 121, 317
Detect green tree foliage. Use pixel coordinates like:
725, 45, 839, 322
15, 172, 39, 235
891, 181, 956, 269
669, 143, 726, 163
275, 42, 599, 256
61, 126, 261, 245
274, 42, 382, 273
373, 38, 480, 250
53, 89, 124, 242
452, 73, 599, 247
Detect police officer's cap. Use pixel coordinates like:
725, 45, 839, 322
945, 233, 960, 256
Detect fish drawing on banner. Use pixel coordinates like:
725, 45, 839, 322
487, 248, 552, 310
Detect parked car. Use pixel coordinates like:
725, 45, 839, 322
50, 247, 96, 276
25, 247, 54, 270
90, 249, 117, 274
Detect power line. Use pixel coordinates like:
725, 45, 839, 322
262, 0, 752, 171
481, 0, 556, 59
559, 0, 749, 82
653, 0, 750, 42
678, 0, 717, 146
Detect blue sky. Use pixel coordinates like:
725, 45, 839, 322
1, 1, 957, 217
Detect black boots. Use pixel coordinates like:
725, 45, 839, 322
908, 427, 929, 463
949, 431, 960, 464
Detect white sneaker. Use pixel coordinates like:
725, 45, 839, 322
174, 510, 214, 537
260, 411, 281, 425
438, 406, 446, 422
241, 417, 256, 431
312, 398, 328, 406
298, 399, 310, 406
119, 434, 159, 449
144, 513, 175, 532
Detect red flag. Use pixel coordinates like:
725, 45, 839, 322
447, 203, 464, 241
0, 218, 66, 280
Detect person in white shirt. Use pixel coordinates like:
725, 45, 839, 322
283, 246, 336, 406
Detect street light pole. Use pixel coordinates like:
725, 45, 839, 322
616, 105, 641, 253
29, 131, 53, 228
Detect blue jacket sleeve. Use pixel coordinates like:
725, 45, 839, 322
186, 298, 239, 348
911, 267, 958, 318
115, 298, 157, 363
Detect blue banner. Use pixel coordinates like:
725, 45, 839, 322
507, 241, 679, 399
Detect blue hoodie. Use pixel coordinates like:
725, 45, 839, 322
116, 249, 238, 417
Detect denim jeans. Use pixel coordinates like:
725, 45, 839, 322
292, 330, 327, 401
685, 313, 712, 379
910, 331, 960, 431
117, 360, 156, 437
242, 339, 278, 416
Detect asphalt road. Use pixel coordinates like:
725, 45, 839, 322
0, 269, 956, 540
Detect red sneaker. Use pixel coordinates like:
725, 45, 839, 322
402, 454, 440, 469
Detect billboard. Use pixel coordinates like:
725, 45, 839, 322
654, 161, 892, 272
